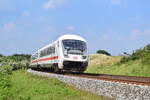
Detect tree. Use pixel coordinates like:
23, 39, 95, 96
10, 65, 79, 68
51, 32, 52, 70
96, 50, 111, 56
0, 54, 3, 57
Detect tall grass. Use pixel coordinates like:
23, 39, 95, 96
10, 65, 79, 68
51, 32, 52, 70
86, 60, 150, 77
9, 70, 102, 100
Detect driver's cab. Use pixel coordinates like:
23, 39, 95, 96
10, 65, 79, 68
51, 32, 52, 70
59, 35, 88, 62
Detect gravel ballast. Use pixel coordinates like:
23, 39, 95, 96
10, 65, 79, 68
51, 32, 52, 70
27, 69, 150, 100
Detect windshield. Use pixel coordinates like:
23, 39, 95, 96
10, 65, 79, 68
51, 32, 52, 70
62, 39, 87, 55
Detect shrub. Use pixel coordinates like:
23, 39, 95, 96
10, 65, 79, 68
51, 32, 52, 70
0, 65, 12, 75
0, 65, 13, 100
96, 50, 111, 56
12, 54, 31, 61
11, 61, 29, 70
0, 54, 31, 70
141, 53, 150, 65
119, 44, 150, 65
0, 54, 3, 57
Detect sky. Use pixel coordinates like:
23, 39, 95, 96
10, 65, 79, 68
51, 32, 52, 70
0, 0, 150, 55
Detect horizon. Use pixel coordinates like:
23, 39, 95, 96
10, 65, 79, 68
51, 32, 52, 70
0, 0, 150, 56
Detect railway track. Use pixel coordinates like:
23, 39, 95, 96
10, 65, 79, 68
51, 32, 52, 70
33, 69, 150, 86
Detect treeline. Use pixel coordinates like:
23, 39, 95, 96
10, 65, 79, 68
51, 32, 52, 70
0, 54, 31, 70
96, 50, 111, 56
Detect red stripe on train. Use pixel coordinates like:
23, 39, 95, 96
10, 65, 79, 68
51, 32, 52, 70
32, 56, 59, 63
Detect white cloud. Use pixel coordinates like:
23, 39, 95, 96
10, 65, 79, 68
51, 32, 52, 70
111, 0, 122, 6
43, 0, 67, 9
131, 29, 150, 40
22, 11, 30, 17
66, 26, 75, 31
3, 22, 15, 30
132, 29, 141, 33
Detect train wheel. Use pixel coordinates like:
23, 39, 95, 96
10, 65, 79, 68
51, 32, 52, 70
54, 68, 62, 74
54, 64, 62, 74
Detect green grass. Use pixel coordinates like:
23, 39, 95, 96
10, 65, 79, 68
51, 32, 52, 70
86, 59, 150, 77
9, 70, 104, 100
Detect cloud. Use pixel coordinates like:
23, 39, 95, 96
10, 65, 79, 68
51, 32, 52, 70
66, 26, 75, 31
110, 0, 122, 6
3, 22, 15, 30
131, 29, 141, 33
22, 11, 30, 17
43, 0, 67, 9
131, 29, 150, 40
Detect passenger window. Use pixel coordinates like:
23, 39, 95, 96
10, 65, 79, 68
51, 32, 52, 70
57, 41, 59, 48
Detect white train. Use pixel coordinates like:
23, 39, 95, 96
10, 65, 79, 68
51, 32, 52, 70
30, 34, 88, 73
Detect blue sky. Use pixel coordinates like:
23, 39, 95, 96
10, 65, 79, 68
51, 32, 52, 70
0, 0, 150, 55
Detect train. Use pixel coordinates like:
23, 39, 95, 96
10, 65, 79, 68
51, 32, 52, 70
30, 34, 88, 73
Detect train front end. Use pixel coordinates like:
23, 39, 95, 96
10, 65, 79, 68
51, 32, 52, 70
59, 35, 88, 73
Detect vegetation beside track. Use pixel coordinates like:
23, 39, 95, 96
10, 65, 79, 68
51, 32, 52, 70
0, 54, 30, 100
0, 69, 103, 100
0, 55, 106, 100
0, 54, 30, 70
9, 70, 102, 100
1, 44, 150, 100
86, 44, 150, 77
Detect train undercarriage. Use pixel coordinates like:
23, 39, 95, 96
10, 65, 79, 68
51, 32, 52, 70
30, 61, 88, 74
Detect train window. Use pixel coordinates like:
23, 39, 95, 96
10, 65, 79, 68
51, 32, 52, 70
52, 45, 55, 54
40, 50, 45, 57
53, 45, 55, 54
47, 47, 51, 55
40, 45, 55, 57
62, 39, 87, 55
54, 45, 55, 53
57, 41, 59, 48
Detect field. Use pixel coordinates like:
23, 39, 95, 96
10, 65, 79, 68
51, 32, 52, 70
86, 54, 150, 77
9, 70, 104, 100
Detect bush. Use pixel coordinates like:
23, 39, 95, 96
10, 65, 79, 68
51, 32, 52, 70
0, 54, 30, 70
96, 50, 111, 56
0, 65, 12, 75
0, 54, 31, 100
0, 65, 13, 100
0, 54, 3, 57
12, 54, 31, 61
11, 62, 29, 70
120, 44, 150, 65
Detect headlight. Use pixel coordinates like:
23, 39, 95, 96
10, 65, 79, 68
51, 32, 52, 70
64, 55, 69, 58
64, 50, 67, 55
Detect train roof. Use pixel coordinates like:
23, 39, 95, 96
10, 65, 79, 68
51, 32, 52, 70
58, 34, 87, 42
36, 34, 87, 52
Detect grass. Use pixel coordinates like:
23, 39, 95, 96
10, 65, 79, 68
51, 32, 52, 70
86, 54, 150, 77
9, 70, 105, 100
89, 54, 122, 67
